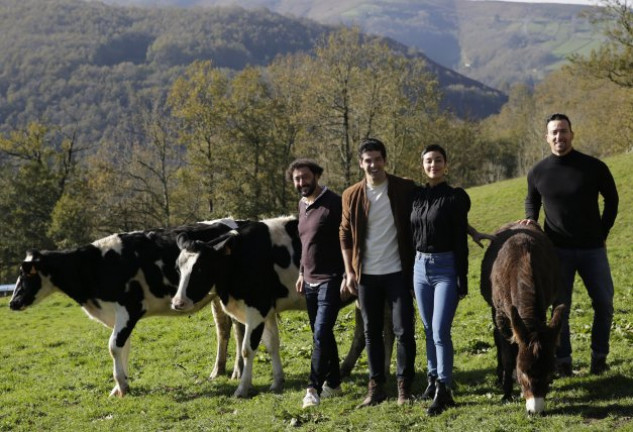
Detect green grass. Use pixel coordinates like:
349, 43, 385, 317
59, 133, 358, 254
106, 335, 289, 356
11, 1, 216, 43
2, 153, 633, 431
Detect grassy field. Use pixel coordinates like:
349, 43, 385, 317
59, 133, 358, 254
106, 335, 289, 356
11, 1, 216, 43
1, 152, 632, 431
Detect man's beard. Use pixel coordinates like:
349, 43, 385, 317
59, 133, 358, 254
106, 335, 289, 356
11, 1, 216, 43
299, 183, 316, 197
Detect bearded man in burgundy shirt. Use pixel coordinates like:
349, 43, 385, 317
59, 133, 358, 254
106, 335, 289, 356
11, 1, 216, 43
287, 159, 345, 409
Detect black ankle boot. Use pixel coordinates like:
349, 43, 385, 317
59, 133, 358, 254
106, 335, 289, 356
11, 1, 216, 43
421, 375, 436, 400
427, 381, 455, 416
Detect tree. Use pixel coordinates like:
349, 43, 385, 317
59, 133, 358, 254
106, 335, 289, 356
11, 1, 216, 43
222, 67, 297, 218
294, 28, 365, 189
0, 123, 82, 281
170, 62, 303, 218
290, 27, 444, 190
571, 0, 633, 88
48, 177, 95, 249
481, 83, 549, 177
168, 60, 231, 219
126, 101, 186, 228
88, 96, 188, 233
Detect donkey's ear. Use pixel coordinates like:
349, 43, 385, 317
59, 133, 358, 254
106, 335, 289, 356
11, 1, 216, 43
510, 306, 529, 346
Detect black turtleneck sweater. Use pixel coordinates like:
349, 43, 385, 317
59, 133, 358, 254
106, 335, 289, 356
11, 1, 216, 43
410, 182, 470, 296
525, 149, 619, 249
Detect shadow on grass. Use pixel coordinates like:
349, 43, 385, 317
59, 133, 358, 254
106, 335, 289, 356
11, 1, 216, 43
549, 402, 633, 420
156, 368, 383, 403
453, 363, 633, 419
547, 372, 633, 419
127, 369, 330, 402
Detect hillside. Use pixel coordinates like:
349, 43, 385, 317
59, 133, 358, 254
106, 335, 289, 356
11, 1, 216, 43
0, 0, 506, 148
104, 0, 605, 89
1, 151, 631, 430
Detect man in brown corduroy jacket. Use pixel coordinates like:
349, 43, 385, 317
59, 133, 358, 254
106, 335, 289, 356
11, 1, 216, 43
339, 138, 416, 408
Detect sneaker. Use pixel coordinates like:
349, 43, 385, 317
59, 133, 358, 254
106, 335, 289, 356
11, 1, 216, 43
302, 388, 320, 408
590, 357, 609, 375
321, 383, 342, 398
555, 360, 573, 378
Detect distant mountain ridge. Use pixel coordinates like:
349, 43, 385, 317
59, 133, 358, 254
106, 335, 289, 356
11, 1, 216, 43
95, 0, 603, 89
0, 0, 507, 148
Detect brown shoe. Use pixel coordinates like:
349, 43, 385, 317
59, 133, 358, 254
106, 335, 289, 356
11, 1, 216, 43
356, 379, 387, 408
397, 378, 413, 406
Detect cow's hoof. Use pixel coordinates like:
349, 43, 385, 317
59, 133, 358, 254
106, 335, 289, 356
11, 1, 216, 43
209, 368, 223, 380
109, 385, 128, 398
231, 369, 242, 380
233, 387, 254, 398
269, 382, 284, 393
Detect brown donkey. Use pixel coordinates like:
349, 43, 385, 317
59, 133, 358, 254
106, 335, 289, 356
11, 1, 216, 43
481, 222, 565, 415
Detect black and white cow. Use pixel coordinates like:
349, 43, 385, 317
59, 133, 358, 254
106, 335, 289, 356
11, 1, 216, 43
172, 216, 307, 397
172, 215, 396, 398
9, 219, 246, 397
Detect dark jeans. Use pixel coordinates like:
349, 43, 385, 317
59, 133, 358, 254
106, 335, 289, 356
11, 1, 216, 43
555, 247, 614, 362
305, 276, 343, 392
357, 271, 416, 383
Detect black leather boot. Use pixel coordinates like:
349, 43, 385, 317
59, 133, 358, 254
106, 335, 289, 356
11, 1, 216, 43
427, 381, 455, 416
421, 375, 436, 400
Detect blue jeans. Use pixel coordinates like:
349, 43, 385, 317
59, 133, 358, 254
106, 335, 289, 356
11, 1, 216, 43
413, 252, 459, 385
555, 247, 614, 362
304, 276, 343, 392
357, 271, 416, 383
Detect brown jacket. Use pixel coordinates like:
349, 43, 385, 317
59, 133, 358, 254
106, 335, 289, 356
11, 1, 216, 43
339, 173, 416, 286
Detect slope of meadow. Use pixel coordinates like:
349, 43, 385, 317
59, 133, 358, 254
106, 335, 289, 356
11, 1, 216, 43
0, 152, 631, 431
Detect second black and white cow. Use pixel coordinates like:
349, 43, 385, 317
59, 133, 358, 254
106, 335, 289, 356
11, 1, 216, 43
9, 219, 246, 397
172, 216, 306, 397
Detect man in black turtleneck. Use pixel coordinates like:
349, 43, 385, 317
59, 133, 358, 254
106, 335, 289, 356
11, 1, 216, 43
522, 113, 619, 377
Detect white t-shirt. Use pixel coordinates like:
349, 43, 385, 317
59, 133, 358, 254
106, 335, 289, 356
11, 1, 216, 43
362, 179, 402, 275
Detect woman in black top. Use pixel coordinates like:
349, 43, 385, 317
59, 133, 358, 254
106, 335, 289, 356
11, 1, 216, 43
411, 144, 470, 415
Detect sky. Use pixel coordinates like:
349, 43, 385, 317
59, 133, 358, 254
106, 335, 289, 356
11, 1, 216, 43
471, 0, 597, 4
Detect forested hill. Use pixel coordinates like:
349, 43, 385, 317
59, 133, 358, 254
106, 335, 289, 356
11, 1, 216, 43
0, 0, 506, 146
92, 0, 602, 90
